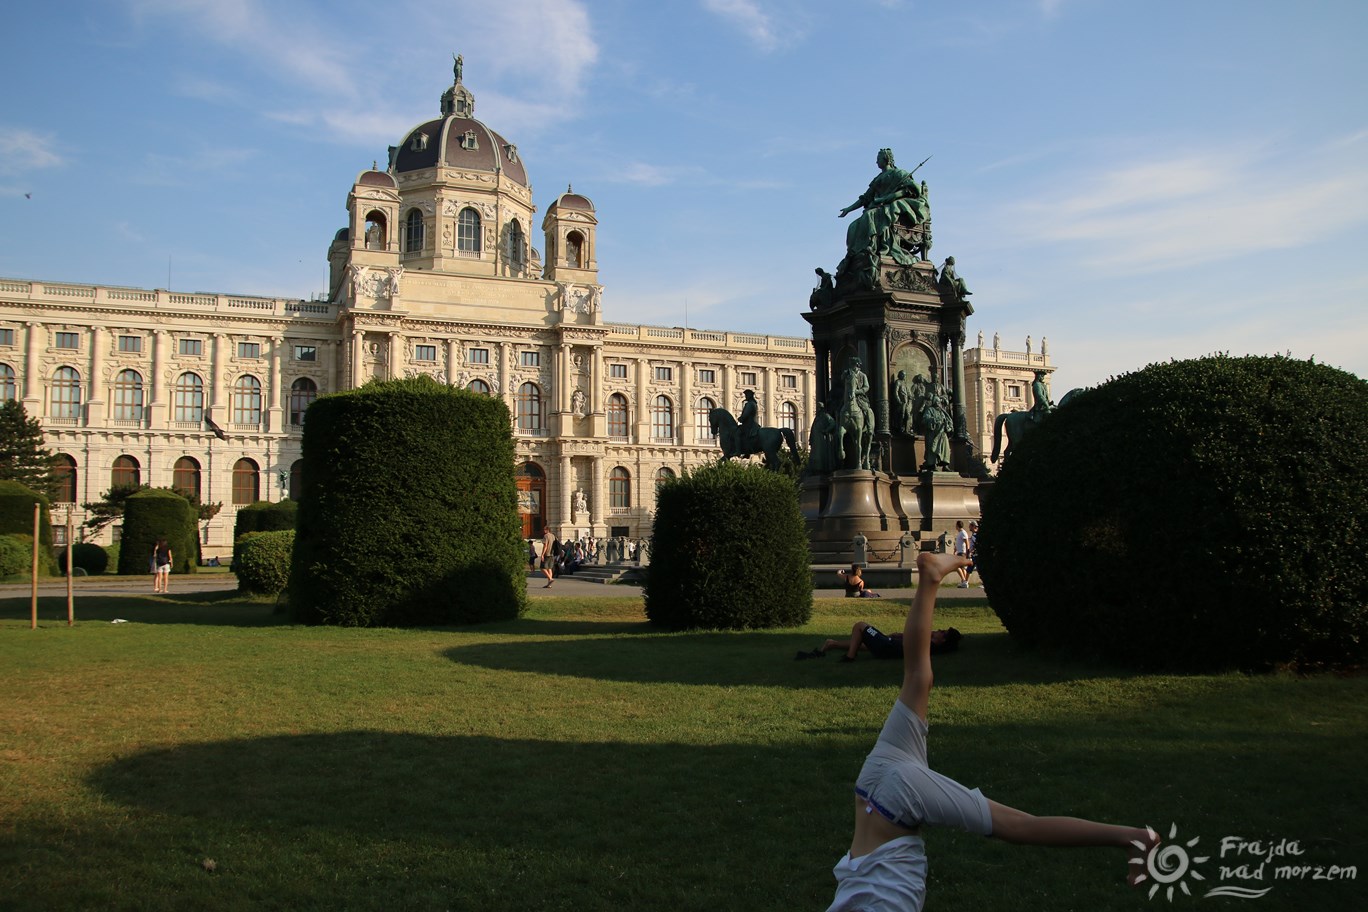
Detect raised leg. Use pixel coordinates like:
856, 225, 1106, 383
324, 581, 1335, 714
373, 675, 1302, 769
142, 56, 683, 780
897, 551, 969, 721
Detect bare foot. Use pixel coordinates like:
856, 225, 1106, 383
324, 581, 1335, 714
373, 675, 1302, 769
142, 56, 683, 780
1126, 826, 1160, 887
916, 551, 970, 586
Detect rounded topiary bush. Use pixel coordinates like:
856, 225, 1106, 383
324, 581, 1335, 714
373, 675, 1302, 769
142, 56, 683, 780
978, 354, 1368, 671
0, 533, 34, 578
57, 542, 109, 575
233, 500, 297, 569
290, 376, 525, 626
235, 530, 294, 595
0, 480, 56, 576
645, 461, 812, 629
117, 489, 199, 576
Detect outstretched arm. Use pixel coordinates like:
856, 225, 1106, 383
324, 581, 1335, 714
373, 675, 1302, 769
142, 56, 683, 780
989, 800, 1159, 886
897, 551, 968, 720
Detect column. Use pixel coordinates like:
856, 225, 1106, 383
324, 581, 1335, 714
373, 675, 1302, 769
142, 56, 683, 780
446, 339, 460, 386
678, 359, 690, 446
268, 336, 284, 433
87, 326, 106, 419
22, 322, 41, 408
591, 455, 604, 536
350, 329, 364, 389
326, 340, 340, 394
150, 331, 168, 429
815, 341, 830, 407
498, 342, 511, 411
210, 333, 227, 423
558, 454, 572, 535
560, 343, 572, 413
951, 335, 968, 440
635, 357, 648, 442
763, 366, 775, 427
591, 346, 604, 414
874, 327, 889, 436
387, 332, 401, 381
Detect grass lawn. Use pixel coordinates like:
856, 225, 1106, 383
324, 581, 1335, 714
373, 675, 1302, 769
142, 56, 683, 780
1, 591, 1364, 911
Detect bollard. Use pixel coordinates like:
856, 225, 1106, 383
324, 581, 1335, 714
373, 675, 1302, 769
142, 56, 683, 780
898, 532, 915, 567
852, 532, 868, 568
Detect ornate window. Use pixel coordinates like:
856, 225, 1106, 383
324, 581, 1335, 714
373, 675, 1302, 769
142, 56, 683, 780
118, 336, 141, 353
290, 378, 317, 426
113, 369, 144, 421
516, 382, 542, 431
364, 211, 387, 250
232, 375, 262, 425
696, 396, 717, 441
0, 364, 15, 401
179, 338, 203, 356
468, 379, 490, 395
237, 342, 261, 359
656, 466, 675, 485
607, 393, 629, 438
779, 401, 798, 432
467, 347, 489, 364
404, 208, 425, 254
173, 456, 201, 501
506, 219, 525, 273
173, 372, 204, 422
566, 230, 584, 268
232, 458, 260, 505
414, 344, 437, 362
52, 454, 77, 503
55, 332, 79, 350
654, 366, 673, 381
111, 455, 140, 489
651, 395, 674, 440
610, 466, 631, 511
50, 367, 81, 419
610, 363, 627, 379
457, 208, 481, 255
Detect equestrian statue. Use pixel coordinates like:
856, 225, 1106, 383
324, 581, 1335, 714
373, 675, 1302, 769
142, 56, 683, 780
710, 393, 799, 471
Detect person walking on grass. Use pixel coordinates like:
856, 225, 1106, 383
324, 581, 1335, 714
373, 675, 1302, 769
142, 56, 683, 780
151, 538, 173, 594
825, 550, 1158, 911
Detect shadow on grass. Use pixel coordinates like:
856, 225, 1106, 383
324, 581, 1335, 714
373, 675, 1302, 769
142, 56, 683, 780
442, 626, 1149, 689
0, 593, 285, 627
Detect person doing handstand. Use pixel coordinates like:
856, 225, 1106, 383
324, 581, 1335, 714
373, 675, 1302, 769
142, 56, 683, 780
825, 550, 1157, 911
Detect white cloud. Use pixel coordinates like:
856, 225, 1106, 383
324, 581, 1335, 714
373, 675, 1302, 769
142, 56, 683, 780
993, 138, 1368, 275
0, 127, 64, 174
703, 0, 779, 51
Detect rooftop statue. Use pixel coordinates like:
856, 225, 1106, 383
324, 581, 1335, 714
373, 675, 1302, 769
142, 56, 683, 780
835, 149, 932, 292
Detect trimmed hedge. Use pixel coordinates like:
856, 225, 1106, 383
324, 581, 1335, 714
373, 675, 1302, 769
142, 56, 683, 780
235, 530, 294, 595
978, 354, 1368, 671
57, 542, 110, 575
0, 480, 55, 576
233, 500, 297, 569
645, 461, 812, 629
290, 376, 526, 626
0, 533, 34, 578
117, 489, 199, 576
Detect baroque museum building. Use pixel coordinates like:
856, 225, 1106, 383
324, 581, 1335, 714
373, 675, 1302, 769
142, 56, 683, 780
0, 66, 1051, 557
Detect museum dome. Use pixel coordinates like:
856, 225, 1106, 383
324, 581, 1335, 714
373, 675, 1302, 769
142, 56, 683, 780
547, 187, 595, 213
390, 56, 529, 188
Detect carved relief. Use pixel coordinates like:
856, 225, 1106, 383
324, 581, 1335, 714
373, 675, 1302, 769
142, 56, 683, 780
557, 284, 601, 315
882, 265, 938, 294
347, 266, 403, 305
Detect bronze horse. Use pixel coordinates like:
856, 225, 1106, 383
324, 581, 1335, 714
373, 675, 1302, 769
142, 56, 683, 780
709, 408, 799, 471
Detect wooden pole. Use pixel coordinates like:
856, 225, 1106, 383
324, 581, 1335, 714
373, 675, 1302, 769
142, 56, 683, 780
66, 507, 74, 626
30, 502, 39, 629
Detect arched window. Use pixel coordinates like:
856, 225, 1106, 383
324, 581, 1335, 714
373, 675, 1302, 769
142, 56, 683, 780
404, 208, 425, 254
610, 466, 631, 511
289, 459, 304, 501
566, 230, 584, 268
457, 207, 481, 255
172, 456, 201, 501
232, 458, 260, 505
516, 382, 542, 431
506, 219, 525, 273
652, 395, 674, 440
779, 401, 798, 432
52, 454, 77, 503
0, 364, 15, 401
232, 375, 262, 425
290, 377, 317, 426
468, 378, 490, 395
607, 393, 629, 438
656, 466, 676, 485
50, 367, 81, 419
111, 455, 140, 489
364, 211, 387, 250
113, 369, 144, 421
174, 372, 204, 422
696, 396, 717, 441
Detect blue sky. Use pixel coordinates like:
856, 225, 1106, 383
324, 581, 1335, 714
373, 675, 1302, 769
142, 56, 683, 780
3, 0, 1366, 391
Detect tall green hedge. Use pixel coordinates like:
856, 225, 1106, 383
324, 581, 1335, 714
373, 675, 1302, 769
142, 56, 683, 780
0, 480, 55, 576
236, 530, 294, 595
233, 500, 297, 568
117, 489, 199, 576
289, 376, 525, 626
645, 461, 812, 629
978, 354, 1368, 671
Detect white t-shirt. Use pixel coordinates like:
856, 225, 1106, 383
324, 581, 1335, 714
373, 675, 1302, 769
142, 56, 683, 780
954, 528, 969, 556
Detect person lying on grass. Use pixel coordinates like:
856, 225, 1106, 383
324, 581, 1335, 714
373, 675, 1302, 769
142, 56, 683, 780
825, 551, 1158, 912
796, 622, 961, 662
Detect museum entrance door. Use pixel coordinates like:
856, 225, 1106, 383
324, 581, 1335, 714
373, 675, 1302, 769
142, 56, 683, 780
516, 462, 547, 538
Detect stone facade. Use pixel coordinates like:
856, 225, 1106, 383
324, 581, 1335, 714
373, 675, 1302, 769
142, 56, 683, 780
964, 333, 1055, 468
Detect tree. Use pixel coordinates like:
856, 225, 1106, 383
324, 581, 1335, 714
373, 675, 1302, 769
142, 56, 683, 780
0, 401, 55, 498
82, 484, 151, 535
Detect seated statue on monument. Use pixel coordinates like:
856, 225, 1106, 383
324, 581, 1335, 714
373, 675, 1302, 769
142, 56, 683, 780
834, 148, 933, 293
938, 256, 973, 311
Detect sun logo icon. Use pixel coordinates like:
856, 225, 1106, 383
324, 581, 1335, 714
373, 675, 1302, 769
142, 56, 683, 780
1133, 823, 1210, 901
